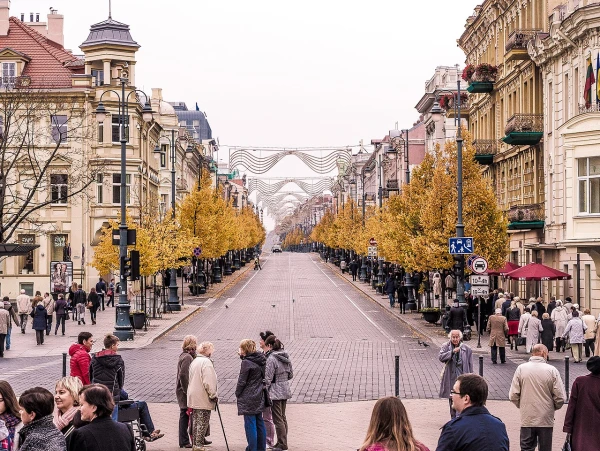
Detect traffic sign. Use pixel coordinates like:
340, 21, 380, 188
449, 237, 473, 255
470, 274, 490, 286
471, 286, 490, 296
467, 254, 480, 268
193, 247, 202, 257
471, 256, 488, 274
369, 237, 377, 246
368, 246, 378, 257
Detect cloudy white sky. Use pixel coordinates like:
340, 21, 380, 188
16, 0, 481, 228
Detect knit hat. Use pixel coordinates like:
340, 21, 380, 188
587, 356, 600, 375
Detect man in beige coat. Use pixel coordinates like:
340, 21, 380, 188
187, 341, 218, 451
509, 344, 565, 451
16, 289, 31, 333
487, 308, 509, 364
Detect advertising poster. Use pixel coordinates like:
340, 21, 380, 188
50, 261, 73, 294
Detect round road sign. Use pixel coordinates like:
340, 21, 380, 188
369, 237, 377, 246
471, 256, 488, 274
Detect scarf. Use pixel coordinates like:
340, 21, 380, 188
52, 406, 79, 431
0, 413, 20, 444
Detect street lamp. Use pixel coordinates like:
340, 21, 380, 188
430, 81, 466, 307
94, 78, 154, 340
153, 128, 189, 312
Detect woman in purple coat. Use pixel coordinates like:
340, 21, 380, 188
563, 356, 600, 450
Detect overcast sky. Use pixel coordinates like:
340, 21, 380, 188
16, 0, 480, 229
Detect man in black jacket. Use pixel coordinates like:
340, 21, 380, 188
74, 284, 87, 325
448, 299, 467, 332
383, 275, 396, 308
95, 277, 107, 311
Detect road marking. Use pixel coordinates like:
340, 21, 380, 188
311, 256, 397, 343
224, 297, 235, 307
235, 266, 262, 297
204, 298, 216, 305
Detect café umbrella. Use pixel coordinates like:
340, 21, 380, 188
487, 261, 521, 276
504, 263, 572, 281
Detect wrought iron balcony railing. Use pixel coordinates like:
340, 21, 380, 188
507, 203, 544, 222
504, 114, 543, 135
472, 139, 498, 155
505, 30, 539, 52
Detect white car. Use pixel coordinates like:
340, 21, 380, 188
272, 245, 282, 253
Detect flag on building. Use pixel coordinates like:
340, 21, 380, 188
195, 102, 199, 111
585, 55, 595, 108
596, 53, 600, 105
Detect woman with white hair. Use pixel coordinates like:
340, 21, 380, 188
551, 300, 569, 352
438, 329, 473, 419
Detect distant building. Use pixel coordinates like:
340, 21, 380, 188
168, 101, 212, 142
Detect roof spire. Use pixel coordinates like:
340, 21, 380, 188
108, 0, 112, 19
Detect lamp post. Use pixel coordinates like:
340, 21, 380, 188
430, 81, 466, 306
94, 78, 154, 340
153, 129, 189, 312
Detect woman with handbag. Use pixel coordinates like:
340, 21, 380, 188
235, 339, 268, 451
87, 289, 100, 326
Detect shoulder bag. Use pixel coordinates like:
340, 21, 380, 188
561, 434, 571, 451
516, 319, 529, 347
260, 365, 272, 408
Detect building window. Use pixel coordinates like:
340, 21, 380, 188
1, 62, 15, 89
91, 69, 104, 86
98, 122, 103, 143
51, 115, 68, 143
160, 144, 167, 168
112, 173, 131, 204
96, 173, 103, 204
19, 283, 34, 297
112, 116, 129, 143
50, 174, 68, 204
51, 234, 68, 261
578, 157, 600, 213
18, 234, 35, 273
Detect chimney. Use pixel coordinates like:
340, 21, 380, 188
47, 10, 64, 46
0, 0, 9, 36
151, 88, 163, 102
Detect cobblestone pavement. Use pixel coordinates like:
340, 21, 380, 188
1, 252, 589, 405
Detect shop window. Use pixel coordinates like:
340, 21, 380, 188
18, 234, 34, 273
51, 234, 68, 262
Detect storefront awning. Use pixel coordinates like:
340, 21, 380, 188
0, 243, 40, 256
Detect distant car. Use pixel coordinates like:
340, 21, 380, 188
272, 245, 282, 253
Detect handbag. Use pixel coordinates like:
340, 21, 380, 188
561, 434, 572, 451
86, 301, 93, 309
516, 336, 526, 346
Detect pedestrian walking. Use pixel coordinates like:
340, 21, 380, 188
447, 300, 466, 332
436, 374, 509, 451
551, 300, 568, 352
439, 330, 473, 419
236, 339, 268, 451
540, 313, 556, 354
264, 336, 293, 451
384, 275, 396, 308
486, 308, 508, 364
89, 334, 125, 420
259, 331, 276, 448
522, 310, 543, 354
2, 297, 19, 352
95, 278, 106, 311
563, 310, 587, 363
73, 285, 86, 326
360, 397, 430, 451
0, 381, 21, 451
535, 297, 547, 317
0, 306, 9, 357
350, 260, 358, 281
67, 282, 77, 322
17, 387, 67, 451
16, 289, 31, 334
188, 342, 218, 451
107, 279, 115, 308
176, 335, 197, 449
563, 356, 600, 451
398, 280, 408, 314
69, 384, 135, 451
506, 300, 521, 350
31, 291, 43, 309
31, 302, 47, 345
54, 294, 68, 336
42, 293, 55, 336
501, 296, 511, 317
53, 376, 85, 448
582, 308, 596, 357
509, 344, 566, 451
546, 296, 556, 317
86, 289, 99, 326
494, 293, 505, 311
69, 332, 94, 385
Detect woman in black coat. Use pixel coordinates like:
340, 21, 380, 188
540, 313, 556, 353
70, 384, 134, 451
87, 288, 100, 325
31, 303, 48, 345
236, 339, 268, 451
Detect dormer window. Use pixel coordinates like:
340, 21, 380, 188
1, 62, 15, 89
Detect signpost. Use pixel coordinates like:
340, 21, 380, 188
469, 258, 489, 349
449, 237, 474, 255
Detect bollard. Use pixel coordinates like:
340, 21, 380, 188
479, 355, 484, 377
564, 356, 570, 402
62, 352, 67, 378
395, 356, 400, 397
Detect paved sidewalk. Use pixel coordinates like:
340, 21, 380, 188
3, 263, 255, 359
145, 398, 569, 451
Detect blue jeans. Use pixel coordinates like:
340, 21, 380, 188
130, 401, 154, 433
388, 293, 395, 307
5, 326, 11, 350
244, 413, 266, 451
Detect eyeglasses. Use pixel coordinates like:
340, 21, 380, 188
450, 390, 462, 396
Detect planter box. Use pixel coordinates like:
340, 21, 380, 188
132, 312, 145, 329
422, 311, 441, 324
467, 82, 494, 94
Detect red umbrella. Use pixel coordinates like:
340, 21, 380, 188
505, 263, 571, 281
487, 261, 521, 276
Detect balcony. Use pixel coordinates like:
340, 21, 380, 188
505, 30, 539, 62
507, 203, 545, 230
502, 114, 543, 145
472, 140, 498, 165
467, 82, 494, 94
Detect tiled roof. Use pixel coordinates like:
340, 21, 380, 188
80, 18, 139, 49
0, 17, 80, 88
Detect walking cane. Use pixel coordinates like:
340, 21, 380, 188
216, 402, 230, 451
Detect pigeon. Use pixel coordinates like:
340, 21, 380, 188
225, 305, 229, 309
272, 304, 276, 308
417, 340, 423, 346
422, 341, 430, 348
